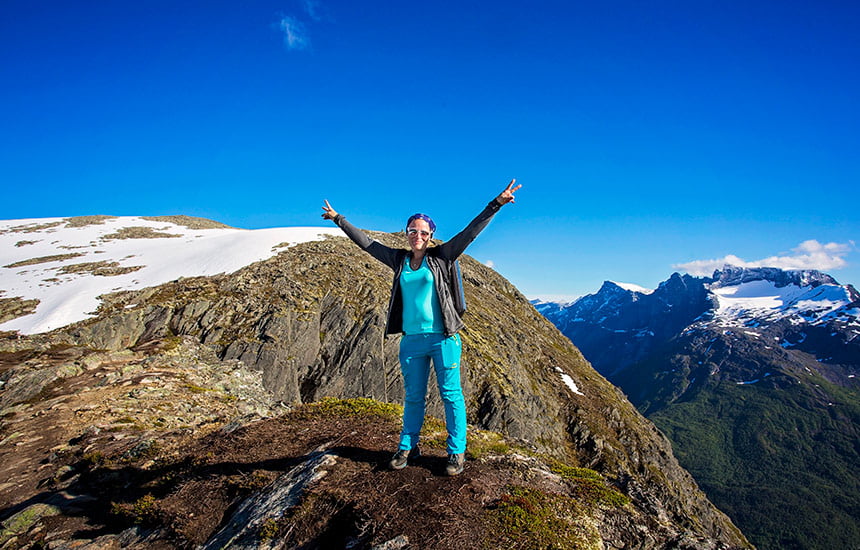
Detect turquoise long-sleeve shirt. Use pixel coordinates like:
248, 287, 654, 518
399, 256, 445, 334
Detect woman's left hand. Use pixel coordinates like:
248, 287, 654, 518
495, 179, 522, 205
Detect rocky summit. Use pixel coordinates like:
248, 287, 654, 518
537, 266, 860, 550
1, 217, 750, 549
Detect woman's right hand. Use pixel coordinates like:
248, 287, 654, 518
495, 179, 522, 205
321, 199, 339, 221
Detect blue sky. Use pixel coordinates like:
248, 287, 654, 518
2, 1, 858, 299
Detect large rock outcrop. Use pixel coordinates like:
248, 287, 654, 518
1, 231, 751, 549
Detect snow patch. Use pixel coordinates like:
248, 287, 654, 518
611, 281, 654, 295
554, 367, 584, 395
0, 217, 340, 334
710, 279, 857, 328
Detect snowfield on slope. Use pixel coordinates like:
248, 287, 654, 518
0, 216, 340, 334
709, 279, 857, 327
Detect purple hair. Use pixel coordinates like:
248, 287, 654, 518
406, 213, 436, 233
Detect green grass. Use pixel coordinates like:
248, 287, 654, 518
486, 486, 602, 550
296, 397, 403, 422
546, 459, 630, 509
111, 494, 160, 525
258, 517, 281, 541
466, 428, 515, 458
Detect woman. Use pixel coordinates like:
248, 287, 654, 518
321, 179, 521, 475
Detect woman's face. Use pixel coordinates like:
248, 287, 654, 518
406, 219, 432, 254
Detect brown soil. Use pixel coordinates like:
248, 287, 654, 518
3, 253, 85, 268
57, 261, 145, 277
0, 339, 622, 550
101, 227, 181, 241
3, 410, 551, 549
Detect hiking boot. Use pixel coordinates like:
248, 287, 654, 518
388, 446, 420, 470
445, 453, 465, 476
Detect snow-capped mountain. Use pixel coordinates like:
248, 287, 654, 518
535, 263, 860, 418
0, 216, 339, 334
538, 267, 860, 378
536, 266, 860, 550
535, 273, 714, 377
707, 266, 859, 330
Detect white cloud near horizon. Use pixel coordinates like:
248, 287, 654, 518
278, 16, 309, 50
484, 260, 495, 268
674, 240, 856, 276
528, 293, 581, 305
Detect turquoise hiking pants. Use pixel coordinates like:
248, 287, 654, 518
398, 333, 466, 455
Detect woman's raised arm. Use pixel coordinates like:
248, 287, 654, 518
321, 199, 402, 270
436, 179, 522, 261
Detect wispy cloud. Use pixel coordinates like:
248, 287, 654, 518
302, 0, 322, 21
276, 1, 325, 51
278, 16, 310, 50
674, 240, 856, 276
484, 260, 495, 269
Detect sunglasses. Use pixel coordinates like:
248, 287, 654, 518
406, 228, 432, 237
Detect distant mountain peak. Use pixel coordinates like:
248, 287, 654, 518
706, 266, 856, 329
540, 266, 859, 374
710, 265, 839, 289
608, 281, 654, 295
597, 280, 633, 294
